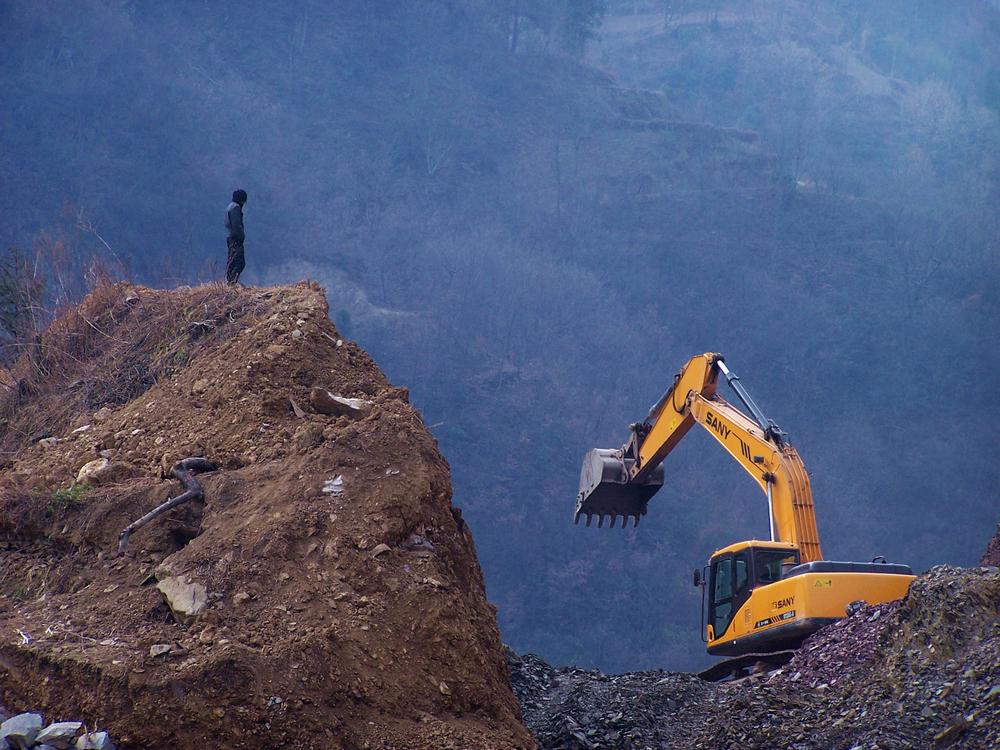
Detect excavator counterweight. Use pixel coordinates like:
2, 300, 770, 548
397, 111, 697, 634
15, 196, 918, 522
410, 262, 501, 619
575, 448, 663, 527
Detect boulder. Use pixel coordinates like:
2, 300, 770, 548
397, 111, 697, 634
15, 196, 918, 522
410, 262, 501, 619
0, 713, 43, 749
35, 722, 83, 749
156, 575, 207, 624
309, 388, 372, 419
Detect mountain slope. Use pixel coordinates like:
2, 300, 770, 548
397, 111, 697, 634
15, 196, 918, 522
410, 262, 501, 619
0, 282, 533, 750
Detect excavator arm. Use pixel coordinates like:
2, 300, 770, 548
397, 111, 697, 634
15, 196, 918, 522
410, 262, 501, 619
574, 352, 822, 562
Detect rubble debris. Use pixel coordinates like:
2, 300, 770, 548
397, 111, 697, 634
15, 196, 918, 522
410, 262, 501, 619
0, 714, 103, 750
512, 565, 1000, 750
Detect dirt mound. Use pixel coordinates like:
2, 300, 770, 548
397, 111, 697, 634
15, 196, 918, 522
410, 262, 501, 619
511, 566, 1000, 749
0, 282, 533, 749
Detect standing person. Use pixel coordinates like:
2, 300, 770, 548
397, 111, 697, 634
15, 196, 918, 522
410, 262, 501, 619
225, 189, 248, 285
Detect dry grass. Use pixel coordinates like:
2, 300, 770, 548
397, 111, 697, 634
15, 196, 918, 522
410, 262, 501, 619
0, 281, 269, 461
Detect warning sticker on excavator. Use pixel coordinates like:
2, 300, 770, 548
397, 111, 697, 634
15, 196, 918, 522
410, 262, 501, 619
814, 579, 832, 588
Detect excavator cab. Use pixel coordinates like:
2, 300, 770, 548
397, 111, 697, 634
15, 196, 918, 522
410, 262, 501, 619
701, 542, 800, 646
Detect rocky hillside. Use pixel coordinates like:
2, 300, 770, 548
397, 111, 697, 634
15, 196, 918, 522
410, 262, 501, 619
511, 565, 1000, 749
0, 283, 533, 749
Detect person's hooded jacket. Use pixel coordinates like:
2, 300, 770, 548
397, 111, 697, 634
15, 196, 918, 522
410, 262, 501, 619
225, 199, 245, 242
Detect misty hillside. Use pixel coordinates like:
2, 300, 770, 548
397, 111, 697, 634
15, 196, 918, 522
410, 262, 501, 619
1, 0, 998, 673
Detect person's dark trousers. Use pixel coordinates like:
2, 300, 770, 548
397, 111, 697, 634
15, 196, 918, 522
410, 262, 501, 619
226, 237, 245, 284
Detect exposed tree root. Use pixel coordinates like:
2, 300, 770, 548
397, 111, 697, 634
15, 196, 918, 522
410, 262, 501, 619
117, 457, 217, 555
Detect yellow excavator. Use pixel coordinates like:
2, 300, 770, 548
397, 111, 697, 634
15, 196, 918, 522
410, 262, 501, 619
574, 352, 914, 680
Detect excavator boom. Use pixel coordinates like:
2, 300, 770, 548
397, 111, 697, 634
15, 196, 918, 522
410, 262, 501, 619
574, 352, 822, 560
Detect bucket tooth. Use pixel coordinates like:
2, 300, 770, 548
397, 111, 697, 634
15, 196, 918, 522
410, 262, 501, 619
574, 511, 581, 525
609, 515, 617, 528
586, 514, 593, 527
597, 515, 605, 528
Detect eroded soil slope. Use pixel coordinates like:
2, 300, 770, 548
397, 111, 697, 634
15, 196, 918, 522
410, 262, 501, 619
0, 282, 533, 750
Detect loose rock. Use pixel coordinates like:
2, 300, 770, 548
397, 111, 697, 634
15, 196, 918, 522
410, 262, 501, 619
35, 721, 83, 749
0, 713, 44, 749
310, 388, 372, 419
155, 574, 207, 624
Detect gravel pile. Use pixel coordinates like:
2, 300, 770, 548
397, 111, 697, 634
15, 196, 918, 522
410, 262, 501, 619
508, 650, 713, 749
511, 566, 999, 750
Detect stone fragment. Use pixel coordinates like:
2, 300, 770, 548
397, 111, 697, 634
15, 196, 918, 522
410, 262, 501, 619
232, 591, 252, 606
76, 458, 139, 486
156, 575, 208, 624
93, 407, 113, 423
76, 458, 108, 483
192, 378, 210, 394
74, 732, 115, 750
35, 721, 83, 749
289, 397, 307, 419
310, 388, 372, 419
38, 437, 61, 449
322, 476, 345, 495
372, 543, 391, 557
0, 713, 43, 749
149, 644, 172, 657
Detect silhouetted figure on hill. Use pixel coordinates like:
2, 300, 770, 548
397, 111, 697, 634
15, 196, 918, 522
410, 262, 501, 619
225, 189, 248, 285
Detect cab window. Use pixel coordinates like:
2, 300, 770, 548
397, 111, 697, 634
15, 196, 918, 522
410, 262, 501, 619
734, 551, 749, 593
753, 548, 800, 585
710, 555, 733, 636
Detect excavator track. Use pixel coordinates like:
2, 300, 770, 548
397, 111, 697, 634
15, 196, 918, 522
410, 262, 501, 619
697, 650, 796, 682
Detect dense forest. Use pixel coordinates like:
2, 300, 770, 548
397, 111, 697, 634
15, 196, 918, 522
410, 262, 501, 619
2, 0, 998, 672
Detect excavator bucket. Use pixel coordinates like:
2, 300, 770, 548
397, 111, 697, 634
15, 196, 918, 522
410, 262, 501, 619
574, 448, 664, 528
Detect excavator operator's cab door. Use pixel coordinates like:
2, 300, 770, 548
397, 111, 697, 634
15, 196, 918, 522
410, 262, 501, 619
706, 550, 751, 642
